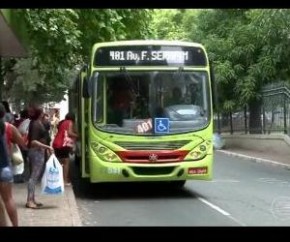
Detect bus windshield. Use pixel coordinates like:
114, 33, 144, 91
92, 71, 210, 135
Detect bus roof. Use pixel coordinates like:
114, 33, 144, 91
92, 40, 205, 50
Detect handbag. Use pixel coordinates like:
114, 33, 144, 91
11, 144, 24, 166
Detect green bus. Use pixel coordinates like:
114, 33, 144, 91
70, 40, 214, 187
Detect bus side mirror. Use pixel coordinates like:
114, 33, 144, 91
83, 77, 92, 98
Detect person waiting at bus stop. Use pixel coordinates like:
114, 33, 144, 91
26, 105, 54, 209
52, 112, 78, 186
0, 103, 27, 225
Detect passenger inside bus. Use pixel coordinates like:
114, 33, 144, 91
107, 82, 135, 126
165, 87, 184, 106
188, 83, 201, 105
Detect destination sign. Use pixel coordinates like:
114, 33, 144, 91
109, 50, 189, 62
94, 45, 207, 66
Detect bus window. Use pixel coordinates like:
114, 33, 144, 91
165, 87, 184, 106
92, 71, 210, 134
107, 76, 136, 126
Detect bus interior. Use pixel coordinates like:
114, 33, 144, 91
92, 71, 210, 135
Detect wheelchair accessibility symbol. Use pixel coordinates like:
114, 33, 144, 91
154, 118, 169, 134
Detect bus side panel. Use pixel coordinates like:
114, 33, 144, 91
81, 73, 90, 178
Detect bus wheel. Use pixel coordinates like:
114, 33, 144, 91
170, 180, 186, 188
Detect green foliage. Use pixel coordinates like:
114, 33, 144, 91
76, 9, 153, 57
191, 9, 290, 109
22, 9, 81, 69
2, 9, 153, 106
150, 9, 189, 40
6, 58, 74, 105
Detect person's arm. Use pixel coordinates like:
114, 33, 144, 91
67, 121, 78, 139
11, 125, 27, 149
30, 140, 53, 152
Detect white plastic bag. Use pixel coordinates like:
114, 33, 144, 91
41, 154, 64, 195
12, 162, 24, 175
213, 133, 225, 150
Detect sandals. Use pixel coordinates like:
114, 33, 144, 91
35, 202, 43, 207
25, 202, 43, 209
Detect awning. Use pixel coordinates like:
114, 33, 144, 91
0, 11, 27, 57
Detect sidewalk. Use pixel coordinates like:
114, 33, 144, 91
3, 183, 82, 226
2, 148, 288, 226
216, 148, 290, 170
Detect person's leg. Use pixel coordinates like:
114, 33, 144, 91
38, 150, 48, 182
0, 183, 18, 226
0, 197, 8, 226
22, 149, 30, 182
55, 148, 71, 185
27, 149, 45, 207
62, 157, 71, 184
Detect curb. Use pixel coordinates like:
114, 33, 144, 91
216, 150, 290, 170
65, 186, 82, 226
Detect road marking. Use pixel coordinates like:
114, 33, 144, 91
209, 179, 240, 183
257, 178, 290, 186
217, 150, 290, 169
198, 197, 230, 216
198, 197, 246, 226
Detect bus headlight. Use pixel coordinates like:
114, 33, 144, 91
185, 140, 212, 161
91, 142, 121, 163
98, 146, 107, 154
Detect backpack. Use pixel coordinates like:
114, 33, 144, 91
0, 124, 10, 169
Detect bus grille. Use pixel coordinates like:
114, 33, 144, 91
114, 140, 191, 150
131, 167, 175, 176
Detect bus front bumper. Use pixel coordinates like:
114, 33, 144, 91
88, 154, 213, 183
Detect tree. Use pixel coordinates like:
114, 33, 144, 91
75, 9, 153, 58
2, 9, 153, 108
191, 9, 290, 133
150, 9, 188, 40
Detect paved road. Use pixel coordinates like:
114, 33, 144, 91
72, 152, 290, 226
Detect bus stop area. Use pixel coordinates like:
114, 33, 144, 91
1, 147, 288, 226
1, 183, 82, 226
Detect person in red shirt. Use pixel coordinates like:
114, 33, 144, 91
0, 103, 27, 225
52, 113, 78, 186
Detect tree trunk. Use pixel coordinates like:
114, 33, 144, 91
249, 99, 262, 134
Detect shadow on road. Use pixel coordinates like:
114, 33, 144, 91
71, 163, 197, 200
73, 180, 197, 200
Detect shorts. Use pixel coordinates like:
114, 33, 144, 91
54, 147, 72, 159
0, 166, 13, 183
